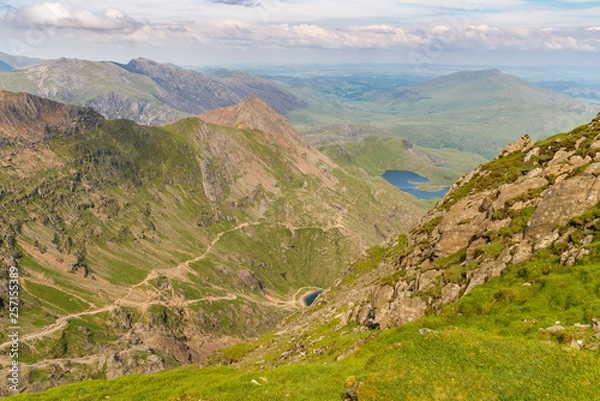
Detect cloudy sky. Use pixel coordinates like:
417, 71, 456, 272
1, 0, 599, 66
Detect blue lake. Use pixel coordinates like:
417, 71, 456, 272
303, 290, 323, 306
381, 170, 449, 200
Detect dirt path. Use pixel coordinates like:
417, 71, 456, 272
6, 220, 329, 348
115, 222, 259, 307
0, 305, 116, 350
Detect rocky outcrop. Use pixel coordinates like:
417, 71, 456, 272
86, 91, 186, 125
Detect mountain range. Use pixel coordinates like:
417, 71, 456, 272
0, 58, 308, 125
0, 56, 596, 162
2, 53, 600, 399
0, 90, 430, 394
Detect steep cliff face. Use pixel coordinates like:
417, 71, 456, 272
244, 113, 600, 364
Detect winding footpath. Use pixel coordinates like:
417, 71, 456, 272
1, 213, 352, 351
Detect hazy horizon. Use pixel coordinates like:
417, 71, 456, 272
1, 0, 600, 67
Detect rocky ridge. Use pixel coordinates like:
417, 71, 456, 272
241, 112, 600, 364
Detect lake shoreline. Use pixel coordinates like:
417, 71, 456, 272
381, 170, 449, 200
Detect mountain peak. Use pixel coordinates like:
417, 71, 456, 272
201, 95, 337, 184
201, 94, 296, 135
0, 90, 104, 148
200, 94, 313, 154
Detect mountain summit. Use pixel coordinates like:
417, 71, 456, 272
0, 90, 103, 148
201, 95, 336, 185
365, 69, 598, 158
201, 94, 308, 144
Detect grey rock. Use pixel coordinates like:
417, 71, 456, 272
543, 325, 565, 333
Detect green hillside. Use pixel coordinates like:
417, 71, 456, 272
285, 69, 598, 159
8, 111, 600, 400
0, 92, 427, 394
319, 135, 486, 191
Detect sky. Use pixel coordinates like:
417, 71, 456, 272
1, 0, 600, 66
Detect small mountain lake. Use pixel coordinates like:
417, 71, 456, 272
303, 290, 323, 306
382, 170, 449, 200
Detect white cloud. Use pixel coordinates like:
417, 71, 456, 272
2, 1, 600, 58
4, 2, 141, 31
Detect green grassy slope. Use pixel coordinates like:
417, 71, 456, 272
319, 135, 486, 191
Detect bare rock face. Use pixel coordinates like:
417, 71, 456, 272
526, 175, 600, 248
434, 193, 488, 258
86, 91, 186, 125
356, 304, 376, 328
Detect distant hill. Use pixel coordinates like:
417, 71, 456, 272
0, 57, 308, 125
0, 60, 12, 71
284, 69, 599, 159
0, 51, 44, 69
366, 69, 599, 158
0, 91, 425, 394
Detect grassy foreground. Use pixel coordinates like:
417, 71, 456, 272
8, 251, 600, 400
